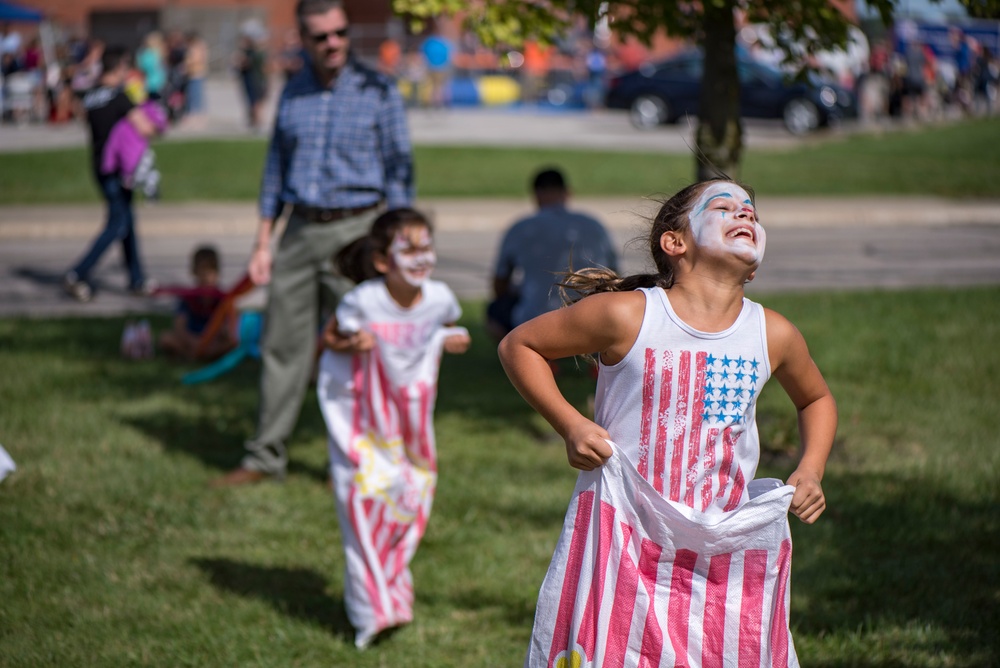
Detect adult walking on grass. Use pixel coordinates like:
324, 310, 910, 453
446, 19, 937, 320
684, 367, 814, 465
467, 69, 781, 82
63, 46, 158, 302
213, 0, 414, 487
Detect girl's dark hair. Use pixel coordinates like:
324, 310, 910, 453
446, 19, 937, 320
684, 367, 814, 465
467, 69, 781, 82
559, 177, 753, 302
334, 207, 433, 284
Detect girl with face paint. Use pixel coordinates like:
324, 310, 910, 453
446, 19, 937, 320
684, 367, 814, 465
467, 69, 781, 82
500, 179, 837, 665
316, 207, 470, 647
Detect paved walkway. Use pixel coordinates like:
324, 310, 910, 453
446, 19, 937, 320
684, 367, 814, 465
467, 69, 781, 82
2, 195, 999, 319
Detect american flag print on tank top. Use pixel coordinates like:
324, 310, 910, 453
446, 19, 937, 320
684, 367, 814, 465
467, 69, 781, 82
594, 288, 771, 517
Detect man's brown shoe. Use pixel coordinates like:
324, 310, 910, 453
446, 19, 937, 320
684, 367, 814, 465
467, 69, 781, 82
210, 467, 273, 488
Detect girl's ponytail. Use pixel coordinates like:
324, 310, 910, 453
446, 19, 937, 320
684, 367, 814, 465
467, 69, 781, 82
557, 267, 671, 305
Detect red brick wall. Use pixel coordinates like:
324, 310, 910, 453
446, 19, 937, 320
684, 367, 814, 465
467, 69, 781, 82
14, 0, 400, 67
15, 0, 297, 49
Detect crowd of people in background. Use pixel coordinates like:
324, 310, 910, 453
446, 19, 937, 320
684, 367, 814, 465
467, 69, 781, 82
857, 25, 999, 124
0, 22, 212, 128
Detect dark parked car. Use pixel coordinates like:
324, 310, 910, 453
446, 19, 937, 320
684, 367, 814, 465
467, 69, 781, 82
605, 50, 856, 135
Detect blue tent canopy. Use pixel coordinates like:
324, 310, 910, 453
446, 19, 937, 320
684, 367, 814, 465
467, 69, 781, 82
0, 1, 43, 22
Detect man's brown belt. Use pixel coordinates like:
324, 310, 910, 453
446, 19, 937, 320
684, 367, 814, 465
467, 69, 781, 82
291, 203, 379, 223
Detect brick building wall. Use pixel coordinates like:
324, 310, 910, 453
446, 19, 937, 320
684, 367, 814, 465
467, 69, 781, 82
13, 0, 398, 71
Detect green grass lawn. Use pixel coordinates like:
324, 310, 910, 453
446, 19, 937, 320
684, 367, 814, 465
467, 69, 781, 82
1, 287, 998, 667
0, 118, 998, 204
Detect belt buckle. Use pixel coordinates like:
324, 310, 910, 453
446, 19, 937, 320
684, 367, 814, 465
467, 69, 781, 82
317, 208, 337, 223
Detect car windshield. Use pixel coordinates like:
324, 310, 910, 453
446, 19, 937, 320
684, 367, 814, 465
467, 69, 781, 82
653, 49, 837, 89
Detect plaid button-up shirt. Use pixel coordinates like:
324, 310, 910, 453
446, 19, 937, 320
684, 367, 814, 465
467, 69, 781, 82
258, 57, 414, 220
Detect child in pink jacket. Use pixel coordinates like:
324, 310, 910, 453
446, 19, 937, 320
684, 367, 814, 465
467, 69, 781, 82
101, 99, 168, 199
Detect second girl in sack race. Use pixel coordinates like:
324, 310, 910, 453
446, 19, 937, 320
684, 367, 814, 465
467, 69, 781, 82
316, 208, 470, 648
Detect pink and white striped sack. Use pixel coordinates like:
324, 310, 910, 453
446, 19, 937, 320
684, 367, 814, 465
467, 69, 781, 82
317, 327, 467, 648
525, 444, 798, 668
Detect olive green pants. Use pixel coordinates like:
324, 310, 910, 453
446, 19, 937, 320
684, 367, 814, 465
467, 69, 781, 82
240, 207, 380, 476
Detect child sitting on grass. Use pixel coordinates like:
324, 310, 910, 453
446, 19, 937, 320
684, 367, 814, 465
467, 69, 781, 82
158, 245, 237, 361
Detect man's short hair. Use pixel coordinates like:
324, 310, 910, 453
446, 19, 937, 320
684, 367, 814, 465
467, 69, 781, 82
296, 0, 346, 30
532, 168, 567, 192
100, 46, 129, 76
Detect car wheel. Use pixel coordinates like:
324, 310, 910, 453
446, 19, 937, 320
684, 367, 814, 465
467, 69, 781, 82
629, 95, 669, 130
783, 98, 820, 135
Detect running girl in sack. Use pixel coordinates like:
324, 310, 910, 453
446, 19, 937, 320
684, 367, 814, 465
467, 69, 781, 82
499, 179, 837, 667
316, 207, 470, 648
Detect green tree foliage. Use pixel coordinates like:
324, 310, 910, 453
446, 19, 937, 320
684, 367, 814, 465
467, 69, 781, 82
959, 0, 1000, 19
393, 0, 900, 179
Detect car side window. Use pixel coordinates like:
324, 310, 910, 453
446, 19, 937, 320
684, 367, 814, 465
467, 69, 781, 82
655, 58, 702, 80
740, 63, 777, 88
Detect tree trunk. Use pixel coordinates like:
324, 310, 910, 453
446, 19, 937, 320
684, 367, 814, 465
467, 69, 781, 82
696, 0, 743, 181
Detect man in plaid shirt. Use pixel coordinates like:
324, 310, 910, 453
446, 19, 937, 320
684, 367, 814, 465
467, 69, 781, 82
214, 0, 413, 487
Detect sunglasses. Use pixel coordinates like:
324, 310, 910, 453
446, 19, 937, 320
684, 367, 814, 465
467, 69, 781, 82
308, 27, 349, 43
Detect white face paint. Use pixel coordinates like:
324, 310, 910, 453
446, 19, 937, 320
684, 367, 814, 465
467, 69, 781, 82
387, 225, 436, 287
687, 182, 766, 267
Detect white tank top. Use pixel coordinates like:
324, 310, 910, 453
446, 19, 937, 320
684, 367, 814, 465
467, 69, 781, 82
594, 287, 771, 515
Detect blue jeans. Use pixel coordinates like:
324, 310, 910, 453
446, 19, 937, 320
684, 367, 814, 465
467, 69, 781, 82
185, 77, 205, 113
71, 173, 145, 289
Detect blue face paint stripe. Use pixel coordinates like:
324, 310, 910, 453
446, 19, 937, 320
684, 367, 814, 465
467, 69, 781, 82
698, 192, 733, 213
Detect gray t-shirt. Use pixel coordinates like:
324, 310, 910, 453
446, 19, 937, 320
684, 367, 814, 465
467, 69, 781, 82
493, 205, 618, 327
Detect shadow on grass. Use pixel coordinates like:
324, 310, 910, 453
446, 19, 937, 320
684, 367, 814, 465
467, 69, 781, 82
435, 327, 598, 433
191, 558, 355, 642
14, 266, 66, 288
420, 585, 537, 628
791, 470, 999, 663
13, 266, 178, 304
123, 401, 330, 483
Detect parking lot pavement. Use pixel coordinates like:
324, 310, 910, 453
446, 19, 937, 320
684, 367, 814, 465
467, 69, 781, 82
0, 75, 828, 155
